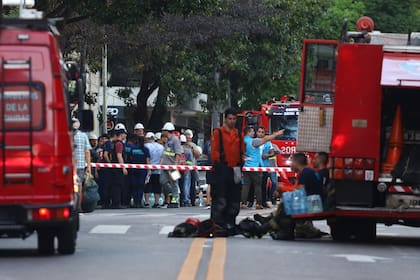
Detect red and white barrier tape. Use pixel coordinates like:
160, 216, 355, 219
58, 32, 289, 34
90, 163, 292, 172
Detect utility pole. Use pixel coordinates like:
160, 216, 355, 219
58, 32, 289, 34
102, 43, 108, 134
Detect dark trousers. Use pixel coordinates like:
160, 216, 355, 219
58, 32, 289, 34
122, 174, 132, 206
261, 172, 270, 202
210, 164, 241, 227
110, 168, 124, 207
98, 168, 110, 207
242, 171, 262, 205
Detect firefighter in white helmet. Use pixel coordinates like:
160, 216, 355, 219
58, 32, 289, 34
160, 122, 182, 208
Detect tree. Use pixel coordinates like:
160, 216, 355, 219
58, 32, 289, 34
363, 0, 420, 33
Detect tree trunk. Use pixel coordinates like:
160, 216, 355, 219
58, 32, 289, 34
147, 85, 169, 131
134, 71, 159, 126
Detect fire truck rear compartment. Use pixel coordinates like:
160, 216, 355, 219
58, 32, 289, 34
381, 87, 420, 184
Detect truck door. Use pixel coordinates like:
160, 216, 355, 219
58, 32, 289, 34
297, 40, 338, 153
331, 44, 383, 176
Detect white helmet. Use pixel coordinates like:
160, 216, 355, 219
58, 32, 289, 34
154, 132, 162, 140
134, 123, 144, 130
180, 134, 187, 143
115, 123, 127, 131
184, 129, 193, 138
88, 133, 98, 140
162, 122, 175, 131
145, 132, 155, 139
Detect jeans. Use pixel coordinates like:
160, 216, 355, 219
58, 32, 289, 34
182, 171, 191, 204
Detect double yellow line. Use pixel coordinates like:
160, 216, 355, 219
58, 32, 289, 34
177, 238, 227, 280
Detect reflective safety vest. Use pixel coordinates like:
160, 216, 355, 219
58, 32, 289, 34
164, 151, 176, 157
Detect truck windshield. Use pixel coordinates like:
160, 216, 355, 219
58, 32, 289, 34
270, 114, 298, 140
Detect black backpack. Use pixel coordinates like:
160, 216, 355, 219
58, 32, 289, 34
168, 222, 198, 238
237, 218, 263, 239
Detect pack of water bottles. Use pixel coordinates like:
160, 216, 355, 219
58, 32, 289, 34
283, 189, 323, 215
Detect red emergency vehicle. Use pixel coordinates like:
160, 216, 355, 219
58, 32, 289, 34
296, 17, 420, 240
0, 2, 85, 254
238, 98, 299, 170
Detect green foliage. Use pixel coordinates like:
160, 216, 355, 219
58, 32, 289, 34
34, 0, 420, 123
315, 0, 366, 39
363, 0, 420, 33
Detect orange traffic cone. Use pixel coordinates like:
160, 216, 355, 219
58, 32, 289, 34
381, 105, 404, 174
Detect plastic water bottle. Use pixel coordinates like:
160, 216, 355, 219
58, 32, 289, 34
198, 191, 205, 207
299, 189, 308, 214
282, 192, 293, 215
149, 194, 155, 206
292, 191, 301, 215
307, 195, 323, 213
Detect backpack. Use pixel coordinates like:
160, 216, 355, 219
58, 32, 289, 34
168, 222, 198, 238
81, 174, 100, 213
237, 218, 263, 239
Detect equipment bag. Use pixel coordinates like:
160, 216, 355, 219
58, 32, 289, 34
82, 173, 100, 213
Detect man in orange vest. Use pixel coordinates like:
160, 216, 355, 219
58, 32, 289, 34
210, 108, 243, 235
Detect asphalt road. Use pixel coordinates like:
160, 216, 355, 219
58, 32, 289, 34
1, 207, 420, 280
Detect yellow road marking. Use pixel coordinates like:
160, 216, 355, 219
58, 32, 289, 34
206, 238, 227, 280
177, 238, 206, 280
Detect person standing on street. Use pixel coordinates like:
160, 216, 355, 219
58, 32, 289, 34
109, 129, 128, 209
210, 108, 243, 235
179, 135, 193, 207
128, 134, 150, 208
72, 118, 91, 183
144, 132, 164, 208
258, 126, 275, 208
184, 129, 202, 206
160, 122, 182, 208
72, 118, 91, 210
242, 127, 283, 209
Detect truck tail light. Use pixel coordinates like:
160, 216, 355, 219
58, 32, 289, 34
331, 157, 375, 181
31, 207, 71, 221
344, 158, 353, 169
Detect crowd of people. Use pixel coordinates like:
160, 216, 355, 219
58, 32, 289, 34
73, 107, 330, 239
81, 121, 209, 209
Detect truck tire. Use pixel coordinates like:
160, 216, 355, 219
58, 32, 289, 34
354, 220, 376, 242
330, 220, 351, 242
37, 230, 55, 255
57, 221, 77, 255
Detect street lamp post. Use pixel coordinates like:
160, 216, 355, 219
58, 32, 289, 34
102, 43, 108, 134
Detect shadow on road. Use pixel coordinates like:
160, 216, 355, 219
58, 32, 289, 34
0, 248, 42, 258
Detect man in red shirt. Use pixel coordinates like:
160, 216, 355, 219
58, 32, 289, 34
109, 129, 128, 209
210, 108, 243, 235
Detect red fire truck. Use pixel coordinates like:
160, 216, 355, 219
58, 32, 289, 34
0, 1, 91, 254
238, 98, 299, 171
295, 17, 420, 240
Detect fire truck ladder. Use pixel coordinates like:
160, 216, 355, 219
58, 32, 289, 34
1, 58, 34, 184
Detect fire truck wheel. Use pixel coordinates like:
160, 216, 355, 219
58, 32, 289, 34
37, 230, 55, 255
330, 220, 351, 242
354, 220, 376, 242
57, 221, 77, 255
